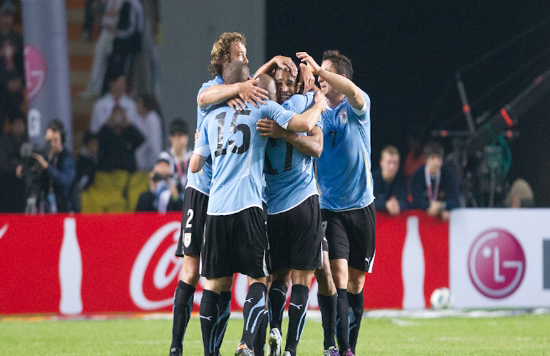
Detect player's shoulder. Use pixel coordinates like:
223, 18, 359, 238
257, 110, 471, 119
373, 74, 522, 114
199, 75, 224, 93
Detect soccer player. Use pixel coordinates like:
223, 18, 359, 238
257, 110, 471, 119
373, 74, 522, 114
169, 32, 267, 356
297, 50, 376, 356
190, 61, 326, 356
255, 64, 339, 356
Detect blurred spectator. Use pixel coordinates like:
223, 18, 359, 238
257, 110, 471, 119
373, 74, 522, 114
0, 116, 26, 212
31, 120, 76, 213
0, 0, 24, 131
70, 131, 99, 212
81, 0, 101, 42
505, 178, 535, 208
158, 118, 191, 199
135, 93, 162, 171
404, 135, 425, 182
373, 145, 408, 215
411, 141, 459, 220
80, 0, 123, 97
89, 72, 139, 134
136, 160, 183, 212
97, 105, 144, 172
102, 0, 143, 94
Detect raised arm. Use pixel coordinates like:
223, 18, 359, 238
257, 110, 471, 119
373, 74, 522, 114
253, 55, 298, 79
297, 51, 365, 110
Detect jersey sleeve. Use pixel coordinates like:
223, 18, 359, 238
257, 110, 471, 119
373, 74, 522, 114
193, 118, 211, 157
349, 90, 371, 124
261, 101, 295, 129
282, 91, 315, 114
197, 77, 224, 116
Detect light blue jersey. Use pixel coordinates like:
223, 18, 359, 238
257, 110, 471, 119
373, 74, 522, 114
185, 76, 224, 195
264, 91, 321, 214
195, 101, 295, 215
316, 91, 374, 211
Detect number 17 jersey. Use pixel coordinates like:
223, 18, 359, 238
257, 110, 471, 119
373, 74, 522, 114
194, 101, 295, 215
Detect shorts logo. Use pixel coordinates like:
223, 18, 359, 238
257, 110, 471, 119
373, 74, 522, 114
184, 232, 192, 248
339, 110, 348, 124
468, 228, 526, 299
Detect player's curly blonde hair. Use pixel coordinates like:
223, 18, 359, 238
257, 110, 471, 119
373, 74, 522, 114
209, 32, 247, 76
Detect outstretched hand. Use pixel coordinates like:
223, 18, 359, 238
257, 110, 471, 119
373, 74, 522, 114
237, 78, 269, 108
256, 119, 288, 138
296, 52, 321, 75
297, 63, 315, 94
272, 56, 298, 77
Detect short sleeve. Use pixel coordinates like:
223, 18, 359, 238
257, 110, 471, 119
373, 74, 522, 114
194, 119, 211, 157
261, 101, 295, 130
349, 91, 370, 121
282, 91, 315, 114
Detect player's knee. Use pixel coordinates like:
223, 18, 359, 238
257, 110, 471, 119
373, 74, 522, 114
180, 255, 201, 286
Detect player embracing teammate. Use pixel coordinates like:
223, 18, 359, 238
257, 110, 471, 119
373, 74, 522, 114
298, 50, 376, 356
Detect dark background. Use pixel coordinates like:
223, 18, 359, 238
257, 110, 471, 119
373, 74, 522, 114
266, 0, 550, 206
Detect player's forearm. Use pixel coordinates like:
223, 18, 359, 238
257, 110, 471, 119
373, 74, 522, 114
189, 153, 206, 173
197, 83, 240, 107
252, 57, 278, 79
283, 131, 323, 158
317, 68, 364, 108
287, 104, 323, 132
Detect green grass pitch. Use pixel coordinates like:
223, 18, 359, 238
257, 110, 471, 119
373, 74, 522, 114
1, 314, 549, 355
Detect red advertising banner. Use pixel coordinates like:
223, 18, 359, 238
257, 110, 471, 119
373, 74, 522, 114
0, 211, 448, 315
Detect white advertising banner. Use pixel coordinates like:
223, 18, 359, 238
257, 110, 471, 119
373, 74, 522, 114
450, 209, 550, 308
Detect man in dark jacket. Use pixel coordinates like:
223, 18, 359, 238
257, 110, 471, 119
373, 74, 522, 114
411, 141, 459, 220
97, 105, 144, 172
373, 145, 408, 215
32, 120, 76, 213
136, 160, 183, 212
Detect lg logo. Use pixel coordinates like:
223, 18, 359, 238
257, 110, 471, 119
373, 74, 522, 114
468, 229, 526, 299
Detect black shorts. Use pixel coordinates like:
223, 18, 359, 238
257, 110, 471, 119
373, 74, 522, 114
201, 207, 268, 279
267, 195, 323, 272
176, 187, 209, 257
321, 201, 376, 272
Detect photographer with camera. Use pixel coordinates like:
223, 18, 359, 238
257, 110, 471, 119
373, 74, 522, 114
0, 116, 26, 212
136, 160, 183, 212
29, 120, 76, 213
97, 105, 144, 172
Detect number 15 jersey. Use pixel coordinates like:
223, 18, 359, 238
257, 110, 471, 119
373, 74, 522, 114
316, 91, 374, 211
194, 101, 296, 215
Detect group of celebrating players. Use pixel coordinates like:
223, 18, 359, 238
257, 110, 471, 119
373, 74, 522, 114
168, 32, 376, 356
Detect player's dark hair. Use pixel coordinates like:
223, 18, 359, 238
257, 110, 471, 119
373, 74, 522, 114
169, 118, 189, 136
222, 60, 250, 85
423, 141, 444, 158
209, 32, 247, 76
322, 50, 353, 80
47, 119, 66, 145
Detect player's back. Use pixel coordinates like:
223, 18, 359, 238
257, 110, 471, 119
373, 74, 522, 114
264, 92, 319, 214
200, 101, 295, 214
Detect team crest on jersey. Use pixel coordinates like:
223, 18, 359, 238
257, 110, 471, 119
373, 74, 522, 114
184, 232, 192, 248
339, 110, 348, 124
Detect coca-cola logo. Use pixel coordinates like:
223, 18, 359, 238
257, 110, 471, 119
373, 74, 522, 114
130, 222, 183, 310
468, 228, 526, 299
24, 46, 47, 101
